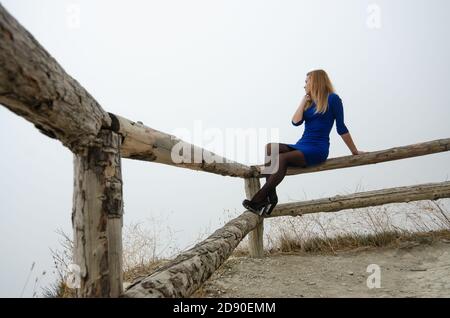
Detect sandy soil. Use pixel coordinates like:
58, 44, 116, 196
198, 240, 450, 298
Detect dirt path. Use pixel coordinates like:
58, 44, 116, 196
198, 240, 450, 298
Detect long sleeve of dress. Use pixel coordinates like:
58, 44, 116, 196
292, 118, 304, 126
332, 94, 349, 135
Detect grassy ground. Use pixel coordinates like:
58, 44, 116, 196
234, 229, 450, 256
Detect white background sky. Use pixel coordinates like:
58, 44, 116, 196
1, 0, 449, 297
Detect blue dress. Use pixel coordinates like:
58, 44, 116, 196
287, 93, 349, 167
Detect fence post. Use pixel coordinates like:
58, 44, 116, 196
72, 129, 124, 297
244, 178, 265, 258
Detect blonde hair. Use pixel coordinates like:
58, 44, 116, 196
305, 69, 335, 115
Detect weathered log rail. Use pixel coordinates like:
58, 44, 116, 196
1, 4, 449, 298
267, 181, 450, 218
123, 211, 261, 298
109, 113, 256, 178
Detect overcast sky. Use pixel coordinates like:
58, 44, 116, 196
1, 0, 449, 297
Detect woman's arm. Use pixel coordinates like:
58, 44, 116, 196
340, 132, 359, 155
332, 94, 366, 155
292, 94, 310, 126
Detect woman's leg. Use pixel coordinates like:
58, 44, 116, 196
262, 143, 295, 175
262, 143, 295, 200
251, 149, 307, 204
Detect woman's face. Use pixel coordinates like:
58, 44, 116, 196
304, 75, 312, 95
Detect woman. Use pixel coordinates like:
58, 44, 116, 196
242, 69, 366, 216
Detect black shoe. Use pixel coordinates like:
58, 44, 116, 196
264, 190, 278, 216
242, 198, 270, 216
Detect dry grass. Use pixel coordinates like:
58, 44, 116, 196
123, 260, 171, 284
271, 228, 450, 255
45, 217, 178, 298
231, 228, 450, 258
42, 229, 76, 298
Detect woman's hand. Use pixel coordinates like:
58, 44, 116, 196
352, 150, 368, 155
305, 94, 312, 102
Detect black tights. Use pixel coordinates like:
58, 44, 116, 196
250, 143, 307, 204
